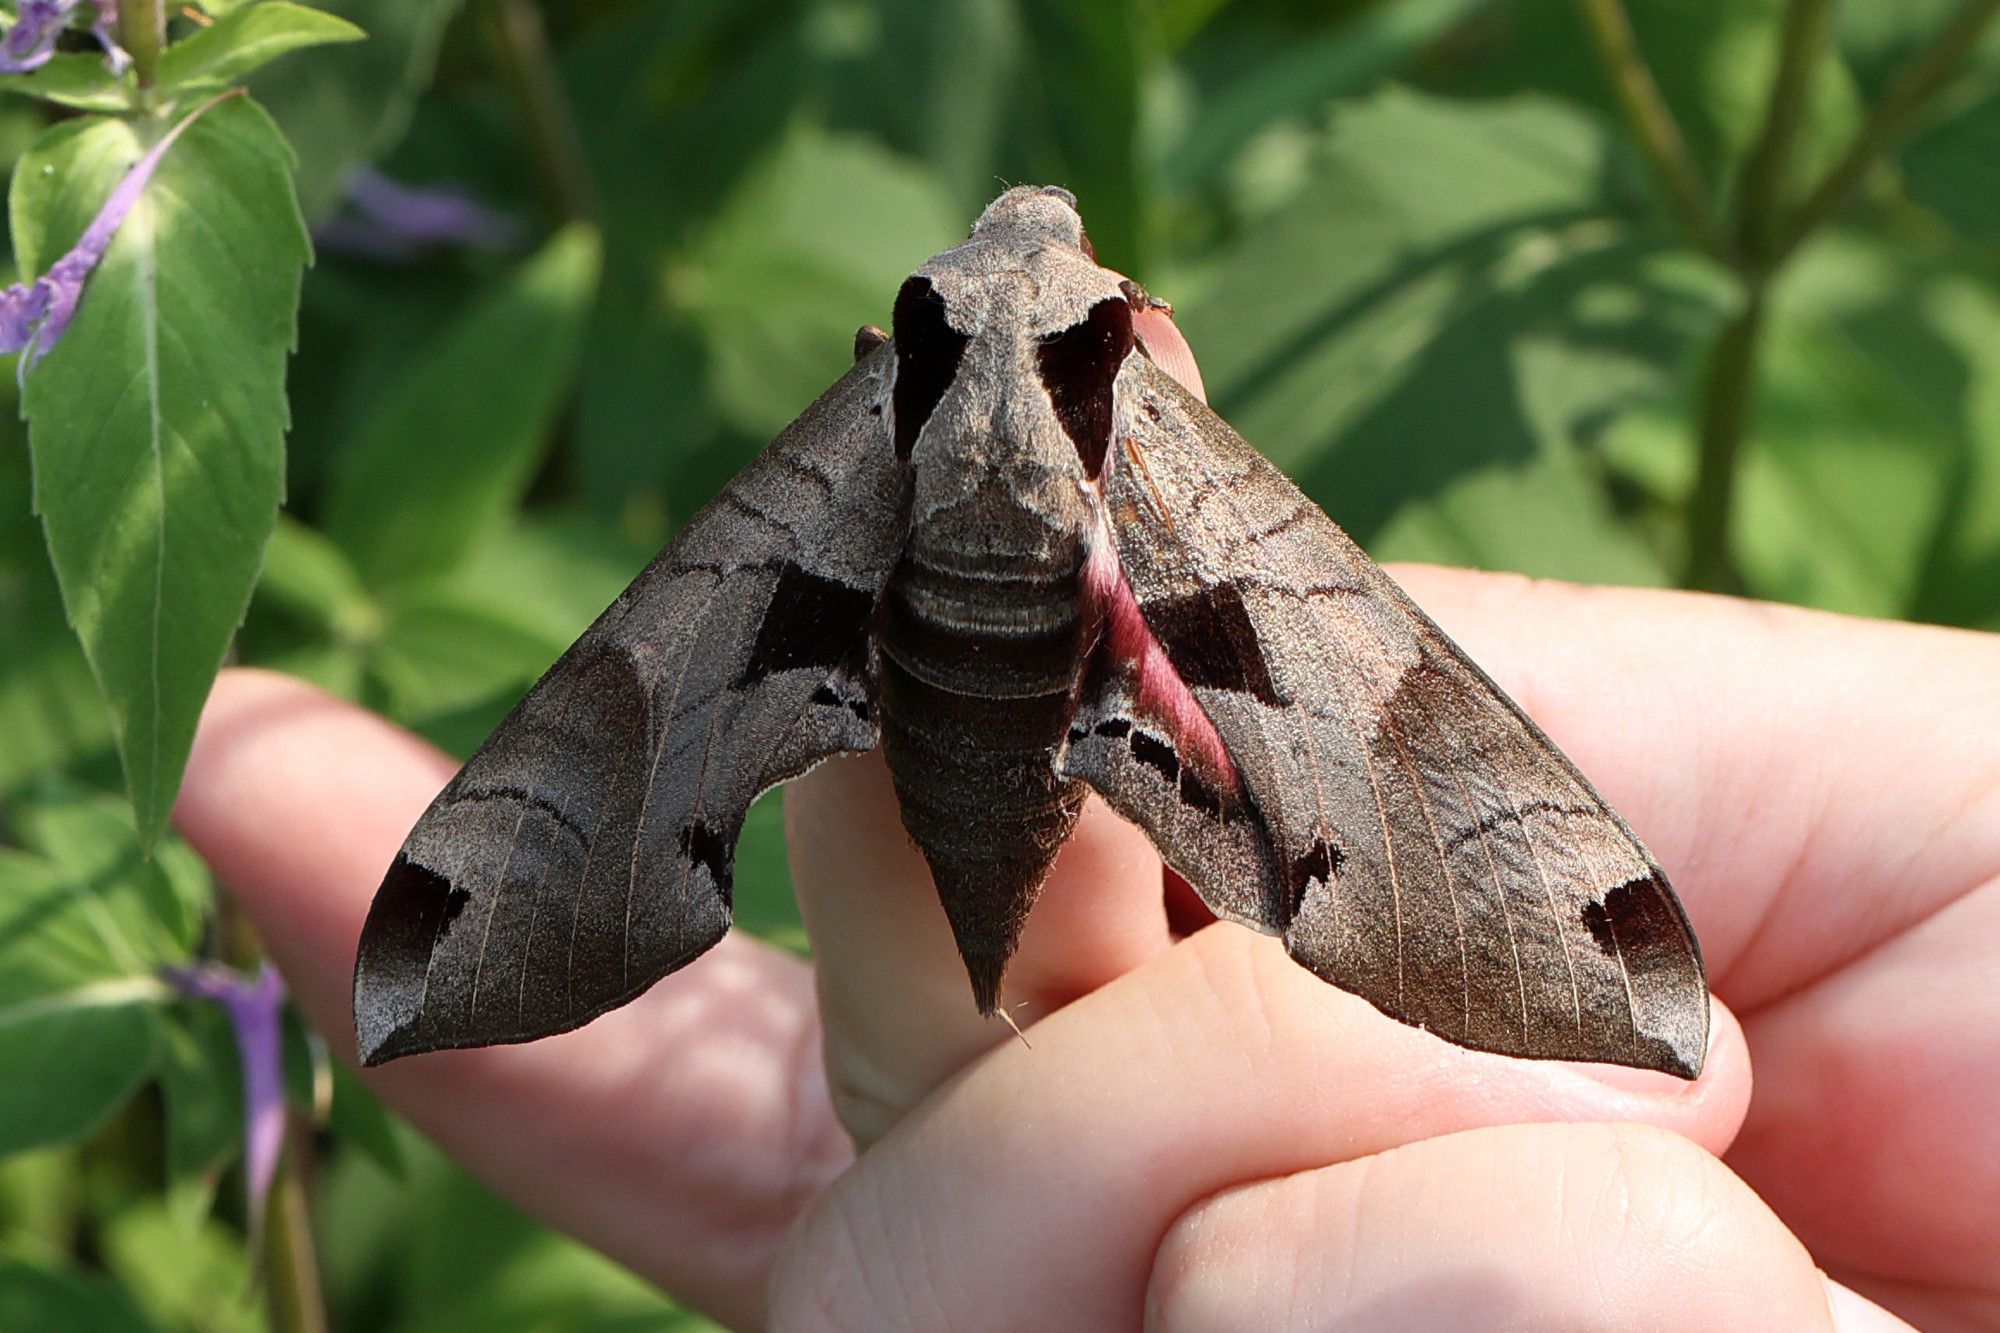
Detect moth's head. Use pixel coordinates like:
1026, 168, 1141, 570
970, 185, 1098, 263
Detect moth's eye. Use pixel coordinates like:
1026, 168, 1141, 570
1036, 295, 1133, 479
891, 276, 970, 460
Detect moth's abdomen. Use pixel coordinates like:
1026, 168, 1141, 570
878, 541, 1090, 1011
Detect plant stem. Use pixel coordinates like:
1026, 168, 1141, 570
1572, 0, 1736, 266
262, 1133, 328, 1333
1684, 286, 1766, 592
1734, 0, 1834, 269
478, 0, 595, 224
1772, 0, 2000, 261
114, 0, 164, 90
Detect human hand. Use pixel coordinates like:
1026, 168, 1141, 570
174, 310, 1993, 1330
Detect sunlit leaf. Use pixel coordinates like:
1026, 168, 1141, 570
1733, 234, 2000, 623
0, 849, 166, 1154
15, 99, 308, 844
100, 1202, 259, 1333
1180, 90, 1720, 581
0, 52, 131, 112
678, 127, 955, 441
157, 0, 365, 94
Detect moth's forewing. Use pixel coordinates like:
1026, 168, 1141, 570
353, 347, 909, 1064
1080, 358, 1707, 1077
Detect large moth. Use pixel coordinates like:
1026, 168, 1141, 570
354, 186, 1708, 1079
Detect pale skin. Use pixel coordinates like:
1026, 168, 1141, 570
172, 310, 1997, 1330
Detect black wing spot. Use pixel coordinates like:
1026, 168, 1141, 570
1036, 295, 1134, 478
678, 820, 735, 899
1285, 837, 1343, 925
1093, 717, 1132, 739
1581, 872, 1687, 965
811, 680, 872, 722
1130, 730, 1181, 783
738, 563, 876, 687
1177, 769, 1223, 816
892, 277, 970, 459
359, 855, 472, 988
1140, 583, 1282, 706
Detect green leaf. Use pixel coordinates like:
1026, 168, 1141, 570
366, 588, 570, 732
249, 0, 459, 217
16, 99, 310, 845
99, 1202, 258, 1333
1373, 453, 1668, 584
447, 512, 654, 646
1012, 0, 1148, 268
1179, 90, 1722, 580
0, 848, 172, 1155
0, 53, 132, 112
12, 780, 211, 953
1902, 88, 2000, 246
157, 1, 366, 94
253, 510, 377, 639
1731, 234, 2000, 623
0, 448, 112, 795
324, 224, 601, 587
0, 1147, 84, 1251
1447, 0, 1861, 205
329, 1063, 405, 1179
0, 1257, 156, 1333
1165, 0, 1492, 195
681, 128, 956, 444
317, 1140, 718, 1332
156, 1004, 241, 1181
733, 790, 804, 954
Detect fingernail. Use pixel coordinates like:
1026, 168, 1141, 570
1825, 1278, 1913, 1332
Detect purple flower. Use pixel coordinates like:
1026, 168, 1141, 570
163, 962, 287, 1233
314, 167, 522, 261
0, 88, 233, 380
0, 0, 129, 76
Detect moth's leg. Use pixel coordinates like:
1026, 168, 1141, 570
1117, 278, 1171, 318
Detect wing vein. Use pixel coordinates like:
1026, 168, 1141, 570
624, 583, 723, 987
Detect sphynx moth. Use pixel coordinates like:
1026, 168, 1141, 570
354, 186, 1708, 1078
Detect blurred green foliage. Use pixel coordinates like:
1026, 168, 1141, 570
4, 0, 2000, 1328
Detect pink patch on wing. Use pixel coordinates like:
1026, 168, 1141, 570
1081, 545, 1241, 790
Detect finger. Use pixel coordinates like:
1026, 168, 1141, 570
787, 759, 1166, 1149
785, 297, 1213, 1151
768, 923, 1752, 1329
1133, 298, 1206, 401
1147, 1122, 1897, 1332
1384, 569, 2000, 1318
173, 669, 847, 1330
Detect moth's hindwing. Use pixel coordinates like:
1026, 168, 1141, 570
1085, 355, 1708, 1078
352, 346, 908, 1065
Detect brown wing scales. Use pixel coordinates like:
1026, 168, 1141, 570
1095, 356, 1708, 1078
